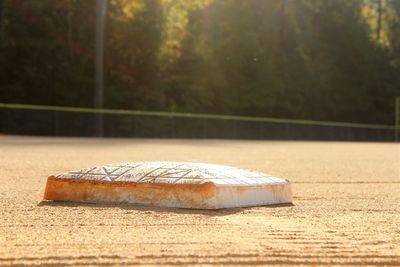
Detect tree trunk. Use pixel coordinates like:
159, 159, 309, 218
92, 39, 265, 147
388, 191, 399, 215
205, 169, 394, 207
0, 0, 3, 35
376, 0, 383, 41
68, 0, 74, 60
280, 0, 286, 39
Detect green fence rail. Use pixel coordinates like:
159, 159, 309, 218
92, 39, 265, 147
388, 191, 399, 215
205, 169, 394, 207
0, 102, 396, 130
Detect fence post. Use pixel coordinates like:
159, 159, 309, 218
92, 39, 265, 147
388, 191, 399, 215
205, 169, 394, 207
95, 0, 107, 137
396, 97, 400, 142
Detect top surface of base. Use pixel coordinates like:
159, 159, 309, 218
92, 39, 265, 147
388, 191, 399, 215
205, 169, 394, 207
53, 161, 288, 186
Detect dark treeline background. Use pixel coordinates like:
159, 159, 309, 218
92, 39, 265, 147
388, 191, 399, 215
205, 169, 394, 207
0, 0, 399, 125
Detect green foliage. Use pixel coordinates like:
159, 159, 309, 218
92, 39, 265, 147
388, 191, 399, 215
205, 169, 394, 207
0, 0, 399, 124
0, 0, 96, 107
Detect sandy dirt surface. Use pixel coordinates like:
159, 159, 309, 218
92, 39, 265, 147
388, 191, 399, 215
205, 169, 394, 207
0, 135, 399, 266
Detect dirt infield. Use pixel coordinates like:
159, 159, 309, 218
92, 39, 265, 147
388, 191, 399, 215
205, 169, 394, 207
0, 135, 399, 266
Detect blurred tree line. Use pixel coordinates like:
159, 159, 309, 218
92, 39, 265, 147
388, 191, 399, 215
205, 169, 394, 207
0, 0, 399, 124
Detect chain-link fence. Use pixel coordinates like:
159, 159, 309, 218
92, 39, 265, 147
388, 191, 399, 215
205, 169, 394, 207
0, 103, 396, 141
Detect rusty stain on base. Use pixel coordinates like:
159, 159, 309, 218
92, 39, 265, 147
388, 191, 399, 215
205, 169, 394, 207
44, 177, 218, 209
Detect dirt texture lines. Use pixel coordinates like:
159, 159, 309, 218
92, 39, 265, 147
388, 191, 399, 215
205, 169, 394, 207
0, 136, 399, 266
